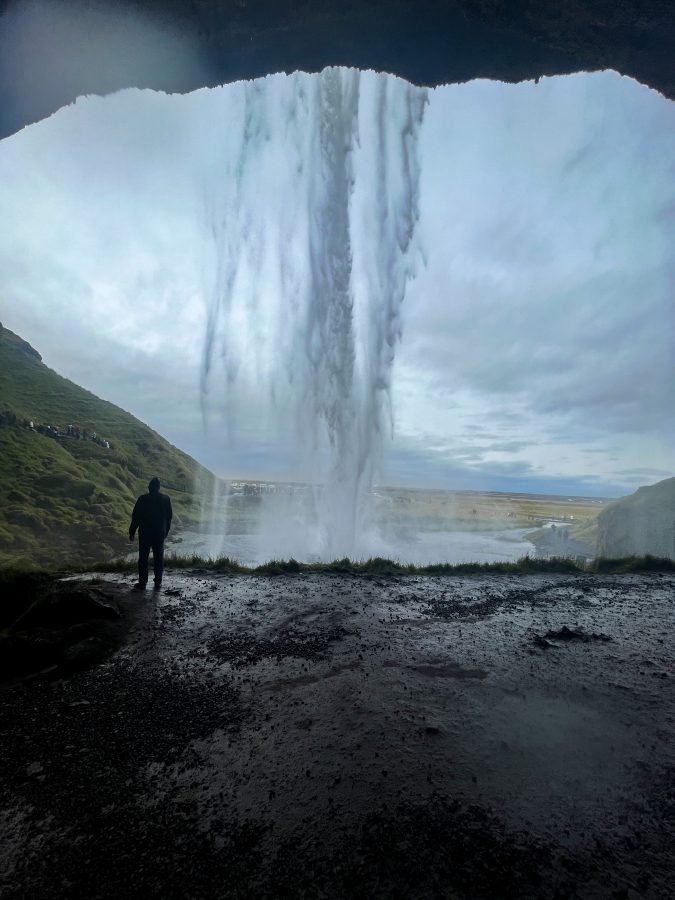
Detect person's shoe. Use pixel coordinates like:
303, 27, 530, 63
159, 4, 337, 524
132, 582, 147, 591
153, 579, 162, 591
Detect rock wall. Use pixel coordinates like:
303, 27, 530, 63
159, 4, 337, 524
596, 477, 675, 559
1, 0, 674, 140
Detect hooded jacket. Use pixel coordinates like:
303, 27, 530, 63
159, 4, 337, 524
130, 489, 172, 539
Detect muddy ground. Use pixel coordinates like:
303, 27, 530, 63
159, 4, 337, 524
1, 571, 674, 898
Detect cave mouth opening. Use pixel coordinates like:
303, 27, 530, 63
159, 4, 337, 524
1, 0, 674, 141
1, 66, 673, 564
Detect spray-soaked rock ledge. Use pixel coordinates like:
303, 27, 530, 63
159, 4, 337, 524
1, 571, 674, 898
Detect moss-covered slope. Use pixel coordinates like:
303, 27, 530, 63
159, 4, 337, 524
0, 324, 212, 566
596, 477, 675, 560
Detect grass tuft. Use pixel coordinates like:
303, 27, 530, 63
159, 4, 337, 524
63, 552, 675, 578
587, 554, 675, 573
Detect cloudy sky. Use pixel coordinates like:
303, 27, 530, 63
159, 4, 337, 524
0, 69, 673, 498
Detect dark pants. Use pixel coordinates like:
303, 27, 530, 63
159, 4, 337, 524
138, 533, 165, 585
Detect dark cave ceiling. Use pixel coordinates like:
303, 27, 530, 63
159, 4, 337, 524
0, 0, 673, 139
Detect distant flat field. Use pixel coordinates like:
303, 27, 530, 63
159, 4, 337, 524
368, 487, 610, 532
174, 486, 608, 565
222, 483, 610, 530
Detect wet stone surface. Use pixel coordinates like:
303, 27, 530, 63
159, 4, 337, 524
207, 625, 356, 668
1, 571, 674, 898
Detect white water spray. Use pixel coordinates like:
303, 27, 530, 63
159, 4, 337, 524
200, 68, 427, 559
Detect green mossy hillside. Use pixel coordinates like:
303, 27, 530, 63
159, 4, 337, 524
0, 324, 213, 567
596, 477, 675, 560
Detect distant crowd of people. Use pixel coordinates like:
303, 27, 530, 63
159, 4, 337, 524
0, 410, 113, 450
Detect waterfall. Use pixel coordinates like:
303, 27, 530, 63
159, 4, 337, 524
201, 68, 428, 560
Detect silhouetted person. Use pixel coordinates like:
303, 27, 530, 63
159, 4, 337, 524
129, 477, 172, 590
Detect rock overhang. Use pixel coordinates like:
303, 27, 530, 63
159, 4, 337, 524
0, 0, 673, 140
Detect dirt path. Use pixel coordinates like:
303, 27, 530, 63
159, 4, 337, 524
1, 572, 674, 898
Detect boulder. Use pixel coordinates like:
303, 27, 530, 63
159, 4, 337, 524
15, 587, 120, 630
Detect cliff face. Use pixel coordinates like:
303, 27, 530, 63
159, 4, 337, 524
596, 478, 675, 560
0, 324, 213, 566
1, 0, 674, 140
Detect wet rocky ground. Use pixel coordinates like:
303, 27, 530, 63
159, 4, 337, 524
1, 571, 674, 898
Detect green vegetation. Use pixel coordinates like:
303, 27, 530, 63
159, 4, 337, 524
82, 553, 675, 577
0, 325, 213, 567
596, 477, 675, 559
